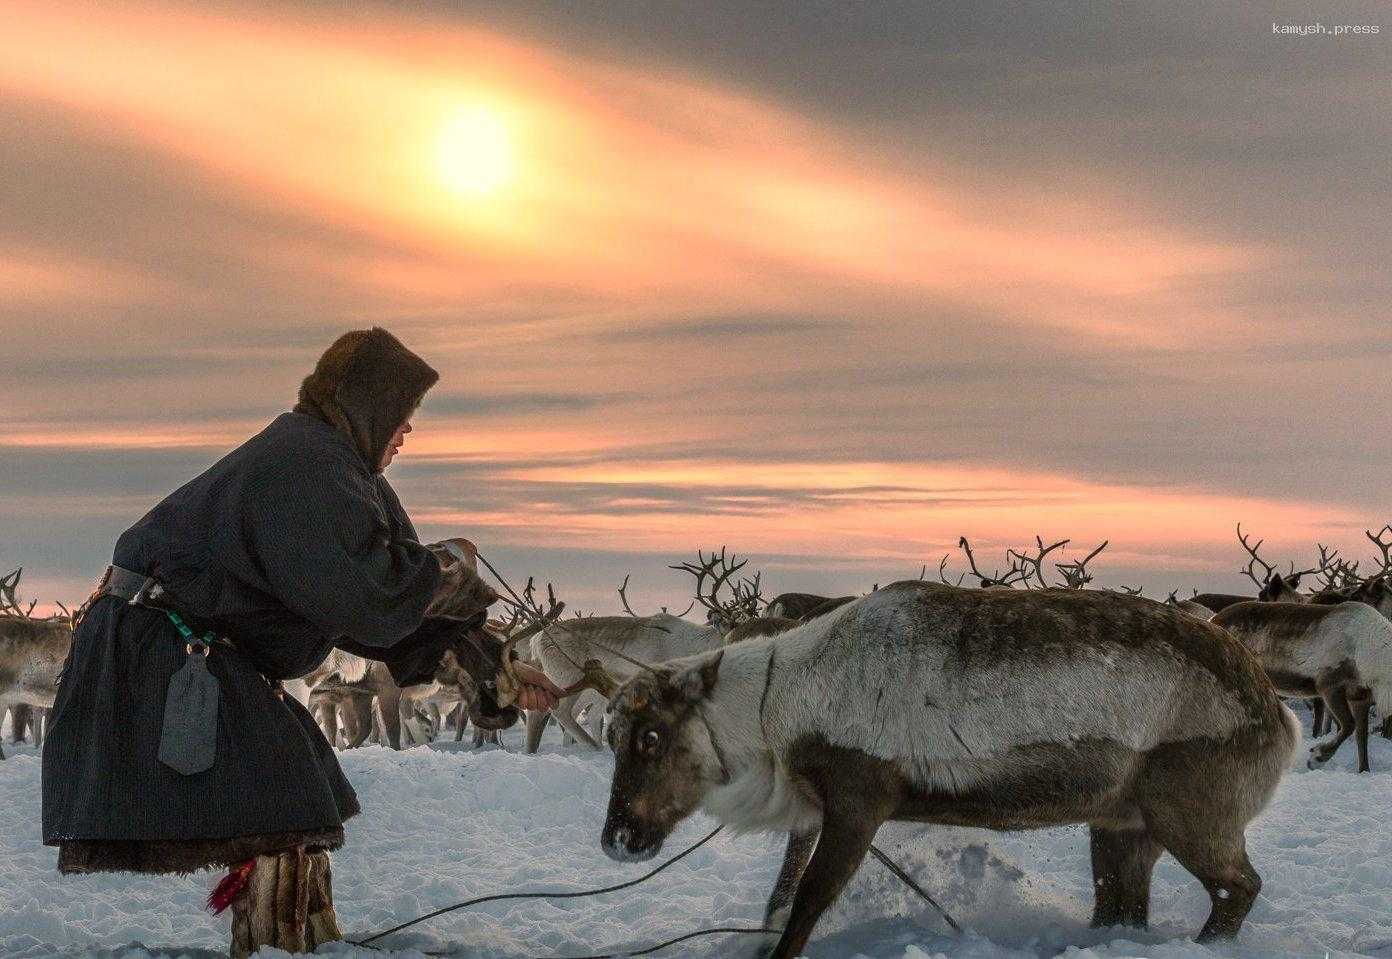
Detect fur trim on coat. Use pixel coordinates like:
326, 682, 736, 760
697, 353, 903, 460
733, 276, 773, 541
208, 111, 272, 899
57, 828, 345, 875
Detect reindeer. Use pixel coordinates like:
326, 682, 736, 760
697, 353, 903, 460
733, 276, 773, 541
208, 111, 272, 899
597, 581, 1298, 957
0, 570, 73, 760
1213, 590, 1392, 772
282, 647, 371, 710
0, 617, 71, 760
308, 684, 374, 748
1192, 524, 1319, 612
526, 551, 759, 752
765, 593, 854, 620
1165, 590, 1216, 621
1216, 527, 1392, 738
7, 704, 45, 747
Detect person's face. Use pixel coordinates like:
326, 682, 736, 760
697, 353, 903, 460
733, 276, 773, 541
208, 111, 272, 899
380, 420, 411, 469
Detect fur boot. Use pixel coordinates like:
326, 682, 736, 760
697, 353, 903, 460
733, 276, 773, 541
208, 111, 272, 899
230, 848, 342, 958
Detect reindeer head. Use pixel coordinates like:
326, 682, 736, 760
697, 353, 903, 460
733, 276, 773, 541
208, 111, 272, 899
1258, 571, 1308, 603
600, 653, 725, 862
1349, 575, 1392, 620
447, 624, 523, 731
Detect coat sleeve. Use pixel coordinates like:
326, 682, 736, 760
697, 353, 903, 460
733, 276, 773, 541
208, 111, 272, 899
336, 614, 484, 687
239, 458, 443, 646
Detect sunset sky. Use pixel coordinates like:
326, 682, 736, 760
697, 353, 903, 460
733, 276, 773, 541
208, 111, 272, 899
3, 1, 1390, 614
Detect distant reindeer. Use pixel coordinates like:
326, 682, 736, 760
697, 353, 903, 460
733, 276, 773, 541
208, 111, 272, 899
0, 617, 71, 760
598, 582, 1298, 956
1214, 588, 1392, 772
527, 551, 758, 752
1166, 590, 1216, 621
0, 570, 73, 760
765, 593, 855, 620
7, 704, 38, 746
1193, 525, 1336, 612
940, 535, 1108, 592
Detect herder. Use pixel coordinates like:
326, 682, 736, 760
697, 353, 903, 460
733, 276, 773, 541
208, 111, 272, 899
42, 328, 562, 956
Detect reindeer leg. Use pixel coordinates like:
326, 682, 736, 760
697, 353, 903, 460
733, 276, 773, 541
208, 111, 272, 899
10, 704, 31, 745
1350, 688, 1373, 773
1090, 824, 1163, 928
346, 696, 372, 748
319, 701, 339, 747
553, 693, 601, 750
1310, 698, 1326, 737
763, 829, 818, 934
33, 708, 44, 749
587, 696, 605, 746
376, 690, 402, 750
1309, 686, 1354, 766
766, 812, 882, 959
525, 709, 550, 754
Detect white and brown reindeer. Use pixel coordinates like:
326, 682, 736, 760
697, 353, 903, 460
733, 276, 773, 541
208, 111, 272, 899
526, 550, 765, 752
1213, 577, 1392, 773
0, 570, 72, 759
596, 580, 1299, 958
1228, 529, 1390, 740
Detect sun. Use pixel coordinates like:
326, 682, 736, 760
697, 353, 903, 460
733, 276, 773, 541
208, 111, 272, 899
437, 106, 513, 197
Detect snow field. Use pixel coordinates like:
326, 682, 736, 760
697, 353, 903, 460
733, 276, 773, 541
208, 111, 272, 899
0, 711, 1389, 959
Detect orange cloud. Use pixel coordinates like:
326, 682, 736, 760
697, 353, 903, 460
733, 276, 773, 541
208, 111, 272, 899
0, 1, 1260, 338
0, 247, 178, 305
410, 455, 1359, 569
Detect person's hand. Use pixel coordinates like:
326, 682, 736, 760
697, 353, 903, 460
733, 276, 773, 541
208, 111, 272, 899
511, 661, 563, 712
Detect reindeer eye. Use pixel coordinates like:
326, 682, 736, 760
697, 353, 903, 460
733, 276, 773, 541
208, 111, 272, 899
641, 729, 661, 752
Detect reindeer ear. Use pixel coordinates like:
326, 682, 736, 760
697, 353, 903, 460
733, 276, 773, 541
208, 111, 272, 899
674, 651, 723, 703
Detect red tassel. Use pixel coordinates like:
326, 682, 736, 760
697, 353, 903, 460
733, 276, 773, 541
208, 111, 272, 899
207, 859, 256, 915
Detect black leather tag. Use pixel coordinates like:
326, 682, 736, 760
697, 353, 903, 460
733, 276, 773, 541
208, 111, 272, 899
157, 650, 219, 775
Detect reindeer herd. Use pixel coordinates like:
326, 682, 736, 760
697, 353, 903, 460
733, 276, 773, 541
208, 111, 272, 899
3, 524, 1392, 957
4, 530, 1392, 769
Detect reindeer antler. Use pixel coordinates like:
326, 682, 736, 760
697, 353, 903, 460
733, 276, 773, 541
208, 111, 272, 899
1056, 541, 1107, 590
0, 568, 38, 618
938, 555, 966, 587
1366, 525, 1392, 579
618, 574, 695, 619
957, 537, 1028, 588
670, 548, 758, 626
1236, 524, 1278, 589
1008, 536, 1070, 590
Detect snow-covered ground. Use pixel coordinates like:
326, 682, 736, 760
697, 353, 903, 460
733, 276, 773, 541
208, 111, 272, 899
1, 712, 1389, 959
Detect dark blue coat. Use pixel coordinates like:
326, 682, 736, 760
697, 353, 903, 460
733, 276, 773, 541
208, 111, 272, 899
42, 411, 450, 873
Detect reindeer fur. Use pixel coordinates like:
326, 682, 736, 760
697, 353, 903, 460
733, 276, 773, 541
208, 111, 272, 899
529, 614, 722, 751
1213, 598, 1392, 771
601, 581, 1299, 958
0, 617, 70, 760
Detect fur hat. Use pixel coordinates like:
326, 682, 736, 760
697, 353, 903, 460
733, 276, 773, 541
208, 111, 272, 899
294, 328, 439, 471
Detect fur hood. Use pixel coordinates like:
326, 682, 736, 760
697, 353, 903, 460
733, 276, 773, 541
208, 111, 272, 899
294, 328, 439, 471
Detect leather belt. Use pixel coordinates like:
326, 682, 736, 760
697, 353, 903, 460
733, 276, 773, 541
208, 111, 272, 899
74, 564, 169, 627
95, 564, 165, 604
